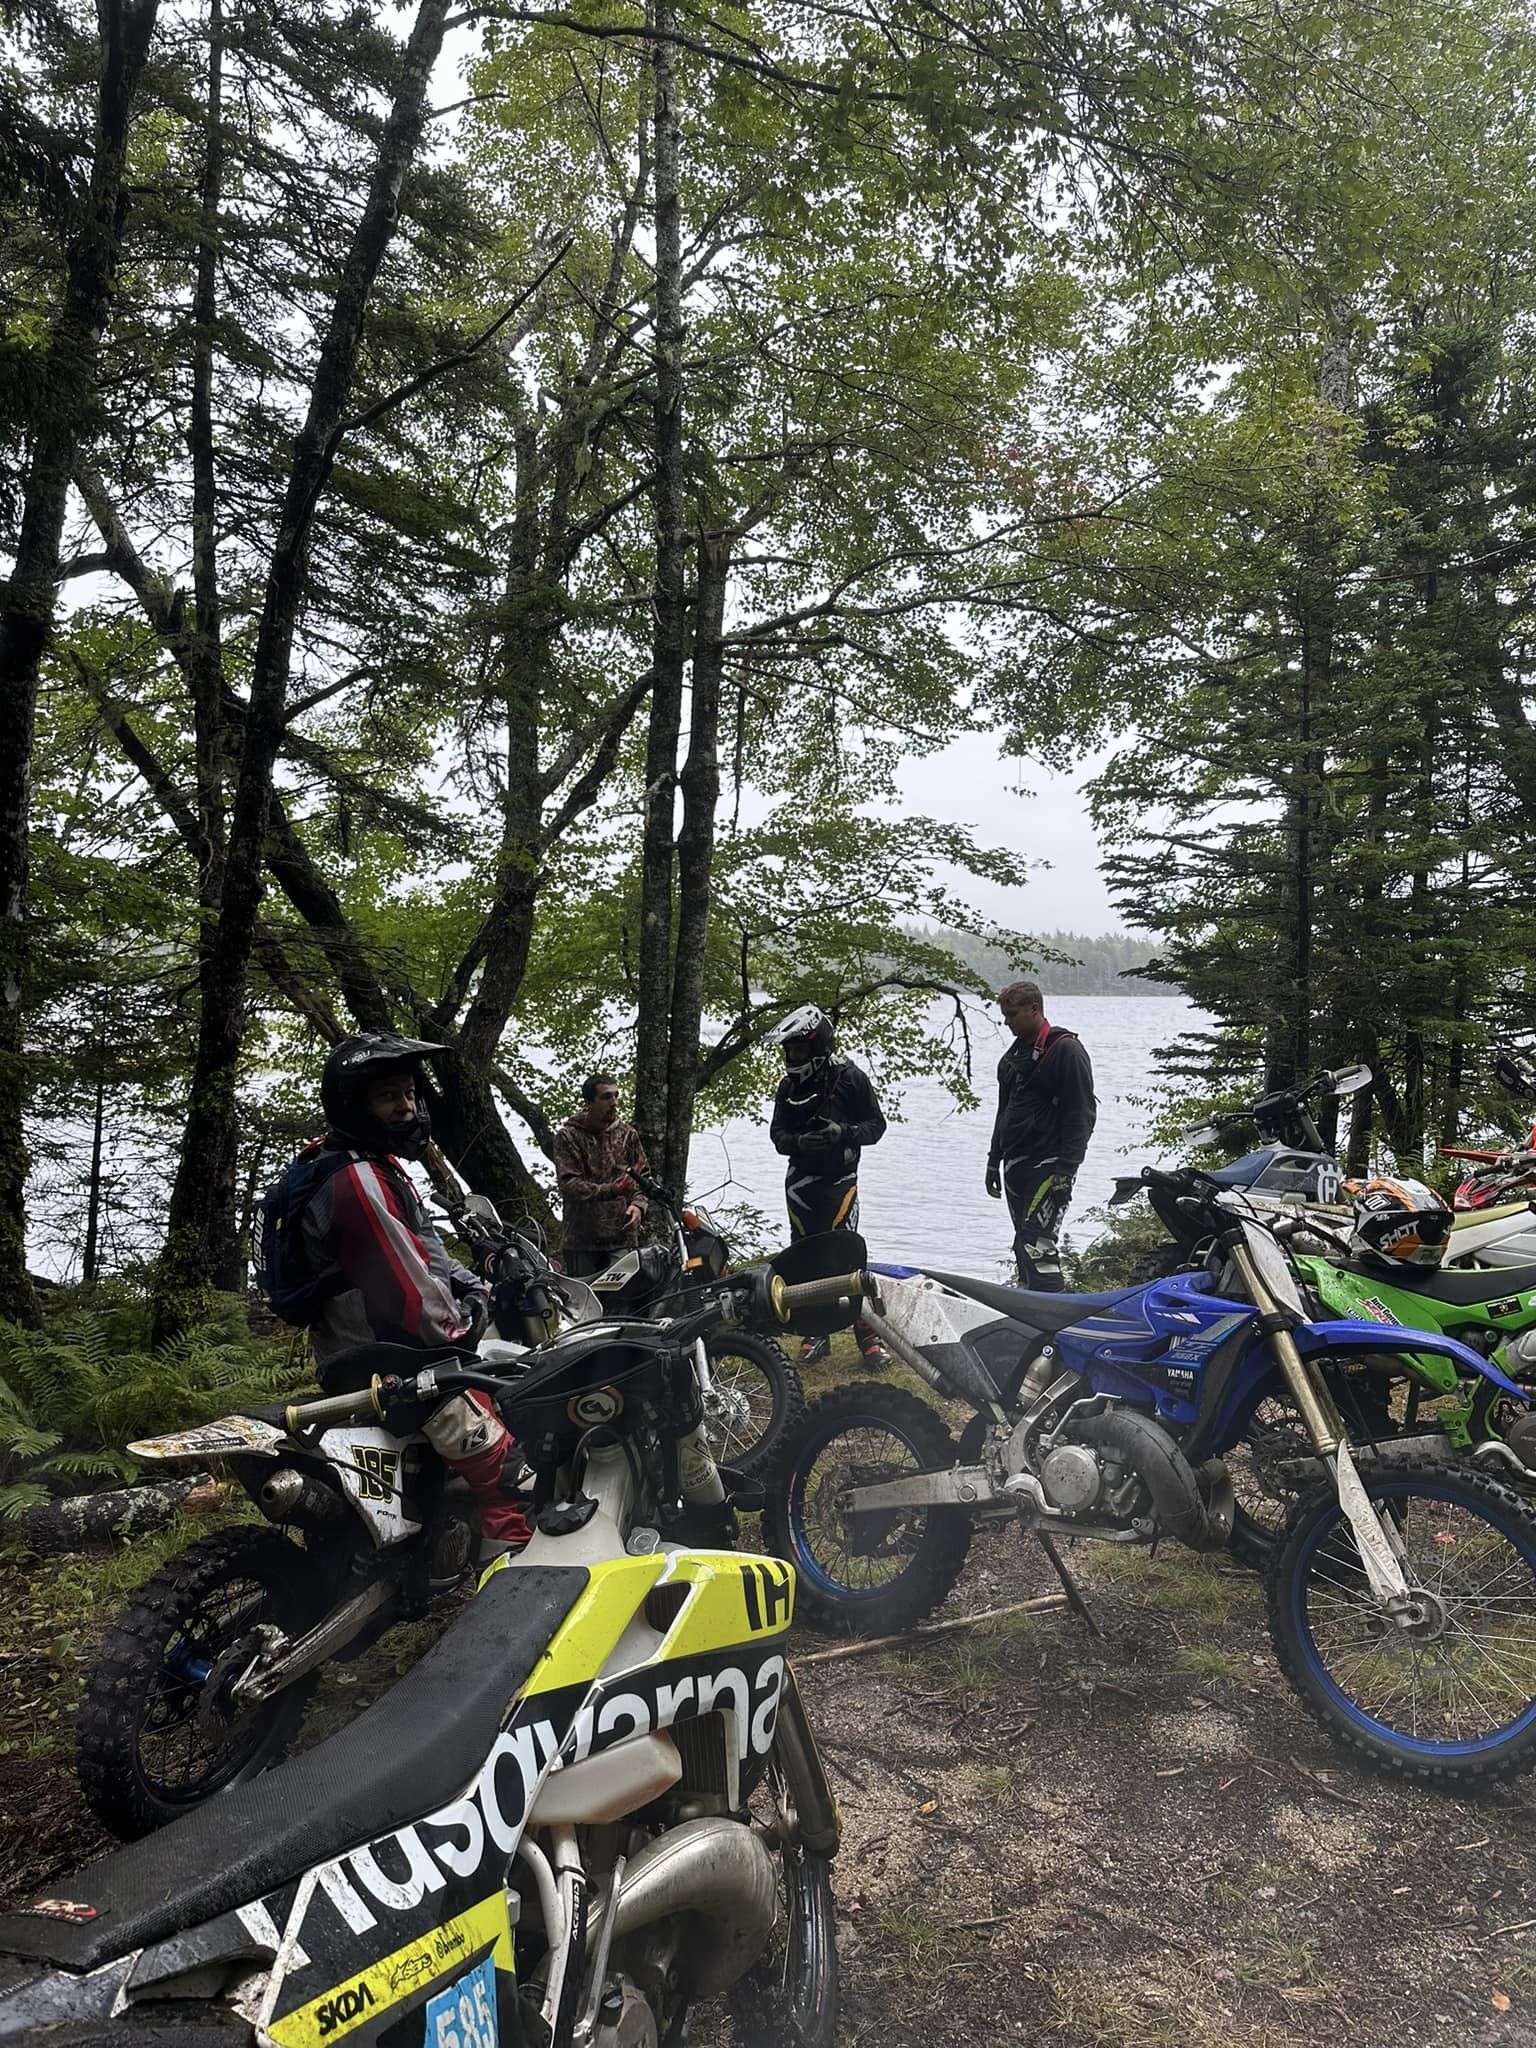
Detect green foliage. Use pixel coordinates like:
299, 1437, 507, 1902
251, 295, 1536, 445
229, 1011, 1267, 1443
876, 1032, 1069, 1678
0, 1282, 307, 1518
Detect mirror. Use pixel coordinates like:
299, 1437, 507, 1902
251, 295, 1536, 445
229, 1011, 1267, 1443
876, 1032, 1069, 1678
1331, 1065, 1372, 1096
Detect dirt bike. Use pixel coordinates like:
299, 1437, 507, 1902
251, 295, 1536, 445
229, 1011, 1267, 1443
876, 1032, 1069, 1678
571, 1168, 804, 1478
1215, 1204, 1536, 1567
0, 1238, 865, 2048
1117, 1061, 1536, 1271
765, 1172, 1536, 1784
73, 1220, 601, 1841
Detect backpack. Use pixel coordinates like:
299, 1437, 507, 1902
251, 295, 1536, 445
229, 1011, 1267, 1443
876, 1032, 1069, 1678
255, 1142, 357, 1327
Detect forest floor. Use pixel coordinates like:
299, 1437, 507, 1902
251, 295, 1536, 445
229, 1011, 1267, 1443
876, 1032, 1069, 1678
5, 1357, 1536, 2047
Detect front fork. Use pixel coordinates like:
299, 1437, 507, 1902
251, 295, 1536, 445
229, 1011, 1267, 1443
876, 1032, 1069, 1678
1228, 1242, 1414, 1612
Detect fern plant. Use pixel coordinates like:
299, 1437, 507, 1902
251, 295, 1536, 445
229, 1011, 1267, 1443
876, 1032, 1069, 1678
0, 1286, 309, 1521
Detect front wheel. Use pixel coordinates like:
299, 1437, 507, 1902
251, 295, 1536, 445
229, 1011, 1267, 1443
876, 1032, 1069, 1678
702, 1333, 804, 1479
1267, 1457, 1536, 1784
763, 1383, 972, 1635
77, 1527, 322, 1839
727, 1748, 837, 2048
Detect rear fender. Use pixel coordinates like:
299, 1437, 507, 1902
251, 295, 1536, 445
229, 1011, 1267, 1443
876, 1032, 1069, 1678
1295, 1318, 1528, 1402
127, 1413, 287, 1464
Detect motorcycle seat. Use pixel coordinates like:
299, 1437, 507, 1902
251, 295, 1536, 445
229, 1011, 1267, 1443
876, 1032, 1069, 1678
924, 1270, 1143, 1335
0, 1564, 589, 1973
1339, 1260, 1536, 1309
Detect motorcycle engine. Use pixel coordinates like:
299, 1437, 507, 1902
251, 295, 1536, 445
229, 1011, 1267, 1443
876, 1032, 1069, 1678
1038, 1442, 1105, 1513
594, 1976, 657, 2048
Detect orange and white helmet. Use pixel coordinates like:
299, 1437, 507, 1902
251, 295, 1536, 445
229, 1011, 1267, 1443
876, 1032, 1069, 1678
1348, 1177, 1452, 1271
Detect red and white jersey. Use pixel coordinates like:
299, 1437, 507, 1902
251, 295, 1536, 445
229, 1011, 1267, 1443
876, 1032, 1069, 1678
301, 1148, 477, 1365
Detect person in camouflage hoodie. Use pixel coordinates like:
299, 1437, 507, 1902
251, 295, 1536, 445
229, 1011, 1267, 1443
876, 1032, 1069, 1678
554, 1074, 651, 1275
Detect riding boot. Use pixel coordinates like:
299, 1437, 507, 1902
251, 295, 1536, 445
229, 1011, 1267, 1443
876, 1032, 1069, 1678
422, 1391, 532, 1553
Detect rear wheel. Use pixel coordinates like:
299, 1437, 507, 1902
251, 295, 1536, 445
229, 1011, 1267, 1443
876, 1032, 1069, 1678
77, 1527, 320, 1839
1228, 1398, 1317, 1570
702, 1333, 804, 1479
764, 1383, 971, 1635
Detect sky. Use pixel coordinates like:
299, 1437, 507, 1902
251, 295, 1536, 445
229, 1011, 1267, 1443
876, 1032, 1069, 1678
891, 732, 1121, 934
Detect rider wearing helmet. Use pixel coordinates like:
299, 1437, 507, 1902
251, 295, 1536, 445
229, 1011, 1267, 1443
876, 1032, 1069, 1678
1348, 1177, 1454, 1271
768, 1004, 887, 1364
298, 1032, 529, 1552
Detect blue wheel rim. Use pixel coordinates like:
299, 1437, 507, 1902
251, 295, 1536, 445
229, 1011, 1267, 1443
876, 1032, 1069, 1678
1290, 1472, 1536, 1759
785, 1412, 934, 1603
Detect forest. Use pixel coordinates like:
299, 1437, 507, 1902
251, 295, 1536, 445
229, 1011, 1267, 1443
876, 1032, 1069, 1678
6, 0, 1536, 1318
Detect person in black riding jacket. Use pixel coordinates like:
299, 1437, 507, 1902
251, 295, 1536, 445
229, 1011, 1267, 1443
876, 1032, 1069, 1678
769, 1004, 888, 1365
985, 979, 1097, 1291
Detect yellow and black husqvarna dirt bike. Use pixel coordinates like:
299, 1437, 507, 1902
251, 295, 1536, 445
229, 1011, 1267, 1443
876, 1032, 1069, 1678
0, 1242, 869, 2048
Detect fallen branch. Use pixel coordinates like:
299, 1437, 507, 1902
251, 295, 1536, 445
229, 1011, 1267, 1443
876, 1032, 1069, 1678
797, 1593, 1068, 1666
17, 1475, 219, 1555
1289, 1756, 1370, 1811
1486, 1916, 1536, 1941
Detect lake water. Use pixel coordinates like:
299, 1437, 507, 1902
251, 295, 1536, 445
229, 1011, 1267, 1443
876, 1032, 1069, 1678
686, 995, 1211, 1278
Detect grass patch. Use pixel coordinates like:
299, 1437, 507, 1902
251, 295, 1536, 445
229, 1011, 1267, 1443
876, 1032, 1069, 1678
1084, 1545, 1254, 1625
0, 1499, 256, 1760
873, 1905, 946, 1976
971, 1763, 1014, 1801
1170, 1643, 1248, 1689
1045, 1973, 1289, 2048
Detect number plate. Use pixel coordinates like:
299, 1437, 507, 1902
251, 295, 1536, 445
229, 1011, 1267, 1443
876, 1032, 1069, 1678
424, 1954, 498, 2048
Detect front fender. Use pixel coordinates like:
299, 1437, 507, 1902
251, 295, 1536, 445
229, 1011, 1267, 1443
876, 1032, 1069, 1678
1295, 1318, 1528, 1402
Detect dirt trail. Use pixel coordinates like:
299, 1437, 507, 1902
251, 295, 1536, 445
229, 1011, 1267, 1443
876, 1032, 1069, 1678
759, 1528, 1536, 2048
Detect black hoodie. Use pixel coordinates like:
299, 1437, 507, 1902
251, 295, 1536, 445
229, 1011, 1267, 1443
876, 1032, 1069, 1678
987, 1025, 1096, 1173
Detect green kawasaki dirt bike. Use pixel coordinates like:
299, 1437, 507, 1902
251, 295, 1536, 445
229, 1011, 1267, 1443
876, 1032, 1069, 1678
0, 1241, 868, 2048
1232, 1214, 1536, 1565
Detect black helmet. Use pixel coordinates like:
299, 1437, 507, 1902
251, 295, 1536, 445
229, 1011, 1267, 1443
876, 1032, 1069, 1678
320, 1033, 444, 1159
773, 1003, 835, 1079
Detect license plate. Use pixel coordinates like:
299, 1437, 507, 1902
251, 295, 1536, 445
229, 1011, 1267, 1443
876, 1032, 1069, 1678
423, 1954, 497, 2048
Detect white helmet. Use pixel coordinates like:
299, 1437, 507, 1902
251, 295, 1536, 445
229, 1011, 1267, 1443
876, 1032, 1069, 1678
772, 1004, 835, 1078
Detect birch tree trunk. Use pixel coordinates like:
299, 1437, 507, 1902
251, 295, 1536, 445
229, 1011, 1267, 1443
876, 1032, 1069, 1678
663, 531, 728, 1186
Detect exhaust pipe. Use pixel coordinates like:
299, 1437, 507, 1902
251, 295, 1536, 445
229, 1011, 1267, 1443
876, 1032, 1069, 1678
599, 1817, 777, 1998
1474, 1437, 1536, 1484
1078, 1408, 1231, 1551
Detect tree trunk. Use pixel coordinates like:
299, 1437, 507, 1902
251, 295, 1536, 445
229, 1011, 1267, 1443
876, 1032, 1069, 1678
82, 1067, 106, 1286
427, 1061, 552, 1228
633, 0, 688, 1162
155, 0, 450, 1333
662, 531, 728, 1187
1345, 1043, 1377, 1178
0, 0, 162, 1327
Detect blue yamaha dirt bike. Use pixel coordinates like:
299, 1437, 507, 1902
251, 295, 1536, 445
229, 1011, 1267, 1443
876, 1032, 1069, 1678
764, 1169, 1536, 1785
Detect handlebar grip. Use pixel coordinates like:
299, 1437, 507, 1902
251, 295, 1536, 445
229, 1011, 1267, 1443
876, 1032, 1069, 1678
770, 1270, 868, 1322
285, 1377, 384, 1432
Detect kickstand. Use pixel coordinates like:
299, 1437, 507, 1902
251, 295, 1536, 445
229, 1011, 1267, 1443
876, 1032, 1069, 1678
1035, 1530, 1102, 1638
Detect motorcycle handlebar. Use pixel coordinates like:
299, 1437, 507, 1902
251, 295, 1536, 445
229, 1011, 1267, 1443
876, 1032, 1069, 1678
285, 1364, 510, 1434
285, 1379, 386, 1431
768, 1269, 869, 1322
